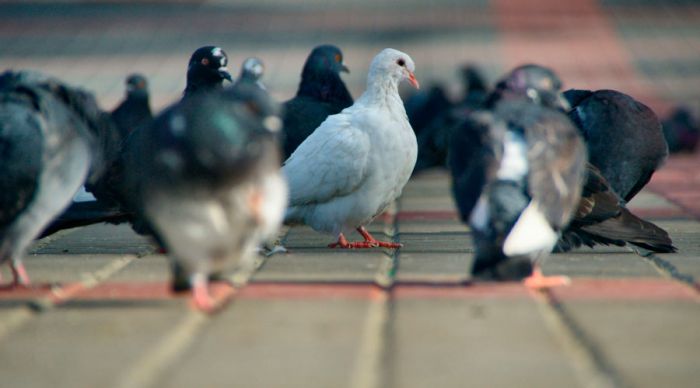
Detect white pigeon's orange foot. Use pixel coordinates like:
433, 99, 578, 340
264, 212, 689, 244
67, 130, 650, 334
523, 266, 570, 290
328, 227, 403, 249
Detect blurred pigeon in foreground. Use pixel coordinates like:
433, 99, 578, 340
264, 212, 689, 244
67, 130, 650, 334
662, 107, 699, 154
183, 45, 232, 99
284, 48, 419, 249
565, 88, 668, 202
282, 44, 353, 159
449, 91, 587, 287
123, 84, 285, 311
234, 57, 266, 90
44, 47, 232, 237
0, 71, 112, 286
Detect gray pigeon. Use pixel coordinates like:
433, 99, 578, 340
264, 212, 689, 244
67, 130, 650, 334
0, 71, 112, 286
234, 57, 266, 90
122, 83, 286, 311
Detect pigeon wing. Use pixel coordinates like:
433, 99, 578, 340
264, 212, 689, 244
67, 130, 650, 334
283, 113, 370, 206
525, 108, 587, 228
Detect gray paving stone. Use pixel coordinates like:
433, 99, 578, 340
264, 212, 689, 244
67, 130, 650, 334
399, 196, 458, 212
0, 305, 186, 388
254, 251, 384, 282
21, 254, 127, 284
390, 298, 579, 388
31, 224, 154, 256
398, 232, 473, 253
397, 219, 468, 234
159, 298, 370, 388
562, 301, 700, 388
543, 252, 661, 278
651, 220, 700, 280
396, 252, 471, 283
107, 254, 171, 283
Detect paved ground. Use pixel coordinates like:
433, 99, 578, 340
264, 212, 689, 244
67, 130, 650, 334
0, 1, 699, 388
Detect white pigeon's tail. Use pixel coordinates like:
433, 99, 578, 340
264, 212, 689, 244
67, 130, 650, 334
503, 201, 558, 259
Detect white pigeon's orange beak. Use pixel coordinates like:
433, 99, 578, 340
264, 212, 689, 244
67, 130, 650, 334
407, 71, 420, 89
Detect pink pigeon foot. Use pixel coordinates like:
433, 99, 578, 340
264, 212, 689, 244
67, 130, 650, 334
10, 262, 31, 287
191, 277, 216, 313
523, 265, 570, 290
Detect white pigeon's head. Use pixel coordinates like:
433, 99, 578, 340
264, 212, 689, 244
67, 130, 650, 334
368, 48, 419, 89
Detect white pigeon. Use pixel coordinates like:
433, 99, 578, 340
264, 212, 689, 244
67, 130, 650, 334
283, 48, 420, 249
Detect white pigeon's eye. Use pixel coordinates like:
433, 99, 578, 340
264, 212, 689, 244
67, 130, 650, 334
396, 58, 405, 67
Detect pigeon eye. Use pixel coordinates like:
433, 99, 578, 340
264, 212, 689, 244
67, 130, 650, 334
397, 58, 405, 67
201, 58, 210, 66
335, 54, 342, 63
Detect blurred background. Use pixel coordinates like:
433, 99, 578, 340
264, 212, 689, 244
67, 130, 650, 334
1, 0, 699, 119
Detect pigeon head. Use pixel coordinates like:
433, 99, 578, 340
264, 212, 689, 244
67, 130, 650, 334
303, 44, 350, 77
493, 64, 569, 110
368, 48, 419, 90
125, 73, 149, 99
296, 44, 353, 103
239, 57, 265, 82
184, 46, 232, 97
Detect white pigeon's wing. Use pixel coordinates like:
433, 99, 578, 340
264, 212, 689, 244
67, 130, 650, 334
283, 114, 371, 206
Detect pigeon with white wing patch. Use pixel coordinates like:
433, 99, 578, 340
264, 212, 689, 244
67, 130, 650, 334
449, 87, 587, 288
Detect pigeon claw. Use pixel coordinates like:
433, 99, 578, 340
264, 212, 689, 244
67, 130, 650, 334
523, 266, 570, 290
328, 228, 403, 249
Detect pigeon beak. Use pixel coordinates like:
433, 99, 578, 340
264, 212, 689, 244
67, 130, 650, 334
340, 64, 350, 74
219, 68, 233, 82
407, 71, 420, 89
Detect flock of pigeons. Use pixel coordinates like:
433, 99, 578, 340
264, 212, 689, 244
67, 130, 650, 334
0, 43, 679, 311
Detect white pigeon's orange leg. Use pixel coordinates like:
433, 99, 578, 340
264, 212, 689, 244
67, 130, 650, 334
357, 226, 402, 248
328, 233, 352, 248
523, 264, 570, 289
328, 228, 402, 249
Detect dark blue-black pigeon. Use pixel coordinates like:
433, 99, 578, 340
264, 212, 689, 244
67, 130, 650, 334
111, 73, 152, 139
121, 83, 286, 312
564, 88, 669, 202
449, 84, 587, 287
0, 70, 114, 286
182, 45, 232, 99
408, 65, 490, 173
662, 107, 699, 154
282, 44, 353, 159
